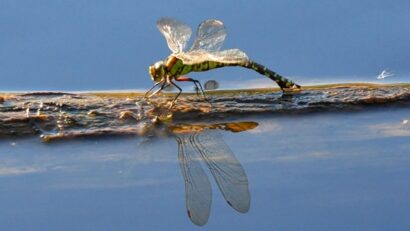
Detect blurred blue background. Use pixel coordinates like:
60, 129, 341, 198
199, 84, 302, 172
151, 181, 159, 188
0, 0, 409, 91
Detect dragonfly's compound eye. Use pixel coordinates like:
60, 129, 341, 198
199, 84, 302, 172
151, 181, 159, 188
149, 65, 156, 80
149, 61, 166, 83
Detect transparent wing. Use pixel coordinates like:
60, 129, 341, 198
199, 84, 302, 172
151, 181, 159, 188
175, 49, 249, 65
176, 135, 212, 226
157, 18, 192, 53
190, 19, 227, 52
192, 130, 250, 213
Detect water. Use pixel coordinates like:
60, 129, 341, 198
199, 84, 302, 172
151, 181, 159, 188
1, 101, 410, 230
1, 1, 409, 229
1, 0, 409, 91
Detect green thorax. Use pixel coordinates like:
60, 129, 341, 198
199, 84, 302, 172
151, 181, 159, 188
167, 56, 227, 77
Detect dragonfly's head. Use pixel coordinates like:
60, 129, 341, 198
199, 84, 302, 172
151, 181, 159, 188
149, 61, 167, 83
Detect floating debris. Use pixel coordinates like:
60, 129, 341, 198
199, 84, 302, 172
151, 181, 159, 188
403, 119, 409, 129
204, 80, 219, 90
1, 84, 410, 139
377, 69, 394, 80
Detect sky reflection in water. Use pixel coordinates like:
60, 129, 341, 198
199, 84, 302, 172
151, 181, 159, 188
1, 107, 410, 230
1, 1, 409, 230
1, 0, 409, 91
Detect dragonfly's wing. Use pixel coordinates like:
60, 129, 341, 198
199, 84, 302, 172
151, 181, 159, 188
157, 18, 192, 53
175, 49, 249, 65
176, 135, 212, 226
210, 49, 249, 64
192, 130, 250, 213
190, 19, 227, 52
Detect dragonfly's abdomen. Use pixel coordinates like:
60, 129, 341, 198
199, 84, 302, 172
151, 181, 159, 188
239, 61, 301, 90
168, 55, 300, 90
191, 60, 301, 90
191, 61, 225, 72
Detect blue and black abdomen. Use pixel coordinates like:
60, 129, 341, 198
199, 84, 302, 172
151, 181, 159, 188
239, 61, 300, 90
190, 60, 301, 90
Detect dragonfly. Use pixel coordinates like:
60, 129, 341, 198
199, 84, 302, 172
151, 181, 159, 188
145, 18, 301, 107
172, 122, 256, 226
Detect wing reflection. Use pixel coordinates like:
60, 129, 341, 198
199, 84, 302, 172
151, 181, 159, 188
27, 105, 257, 226
176, 134, 212, 226
171, 121, 257, 226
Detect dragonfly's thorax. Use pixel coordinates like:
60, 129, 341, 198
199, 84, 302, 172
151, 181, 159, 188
149, 61, 167, 83
165, 55, 185, 76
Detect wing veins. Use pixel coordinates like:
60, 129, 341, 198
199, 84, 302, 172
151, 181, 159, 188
157, 18, 192, 53
191, 131, 250, 213
176, 135, 212, 226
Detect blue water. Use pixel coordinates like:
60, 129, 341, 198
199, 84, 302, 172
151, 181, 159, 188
1, 107, 410, 230
1, 1, 410, 230
1, 0, 409, 91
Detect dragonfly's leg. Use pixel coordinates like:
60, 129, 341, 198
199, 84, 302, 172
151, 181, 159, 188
192, 80, 210, 105
193, 85, 200, 97
147, 81, 169, 99
175, 76, 209, 103
193, 81, 207, 101
144, 80, 165, 99
169, 80, 182, 109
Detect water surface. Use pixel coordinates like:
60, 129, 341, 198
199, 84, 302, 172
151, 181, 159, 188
1, 105, 409, 230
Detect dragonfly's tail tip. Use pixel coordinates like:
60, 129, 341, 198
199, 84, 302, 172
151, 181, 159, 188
281, 83, 302, 93
292, 83, 302, 89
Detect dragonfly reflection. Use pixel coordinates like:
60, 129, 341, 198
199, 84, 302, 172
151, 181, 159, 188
169, 121, 257, 226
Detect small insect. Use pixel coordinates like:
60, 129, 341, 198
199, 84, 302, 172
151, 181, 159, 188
377, 69, 394, 80
145, 18, 301, 107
